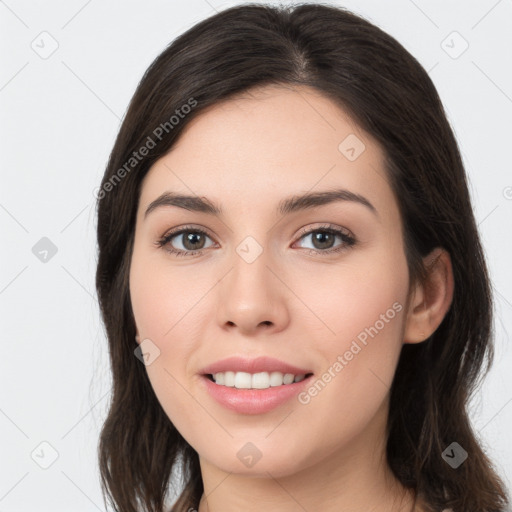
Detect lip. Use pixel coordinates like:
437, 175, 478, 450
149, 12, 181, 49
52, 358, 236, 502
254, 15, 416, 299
198, 356, 314, 415
200, 373, 314, 415
199, 356, 312, 376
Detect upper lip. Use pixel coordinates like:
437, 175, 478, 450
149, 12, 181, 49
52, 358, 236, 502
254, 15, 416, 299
200, 356, 313, 376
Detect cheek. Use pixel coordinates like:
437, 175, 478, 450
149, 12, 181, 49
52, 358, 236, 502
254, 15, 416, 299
129, 246, 209, 347
305, 290, 405, 395
290, 245, 409, 420
129, 249, 213, 437
293, 240, 408, 355
304, 256, 407, 414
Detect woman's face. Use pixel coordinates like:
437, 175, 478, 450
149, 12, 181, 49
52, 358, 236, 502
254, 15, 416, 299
129, 84, 412, 478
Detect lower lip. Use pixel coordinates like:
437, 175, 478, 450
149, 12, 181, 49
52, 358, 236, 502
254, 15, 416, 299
200, 374, 313, 415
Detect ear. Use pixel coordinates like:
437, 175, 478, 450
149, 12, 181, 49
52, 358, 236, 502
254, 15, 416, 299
135, 329, 141, 344
404, 247, 454, 344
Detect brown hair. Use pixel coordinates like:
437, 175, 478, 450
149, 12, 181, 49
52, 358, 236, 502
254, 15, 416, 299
95, 3, 509, 511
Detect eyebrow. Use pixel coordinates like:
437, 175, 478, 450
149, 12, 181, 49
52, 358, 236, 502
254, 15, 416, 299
144, 188, 378, 219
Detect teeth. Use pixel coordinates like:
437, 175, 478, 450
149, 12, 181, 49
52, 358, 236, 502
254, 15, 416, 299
211, 371, 307, 389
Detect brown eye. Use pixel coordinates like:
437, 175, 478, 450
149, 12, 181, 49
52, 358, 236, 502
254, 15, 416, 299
309, 231, 337, 250
156, 227, 215, 256
295, 226, 356, 255
179, 231, 208, 251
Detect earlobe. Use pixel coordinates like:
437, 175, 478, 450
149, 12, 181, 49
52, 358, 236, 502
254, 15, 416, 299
403, 247, 455, 344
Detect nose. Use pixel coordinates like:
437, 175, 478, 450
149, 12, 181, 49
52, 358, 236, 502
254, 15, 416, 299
216, 244, 290, 337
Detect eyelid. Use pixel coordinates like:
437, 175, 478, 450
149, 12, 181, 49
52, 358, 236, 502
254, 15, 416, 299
160, 223, 215, 240
294, 222, 354, 241
159, 222, 353, 242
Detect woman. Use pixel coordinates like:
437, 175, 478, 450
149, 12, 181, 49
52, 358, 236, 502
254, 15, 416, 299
95, 3, 509, 511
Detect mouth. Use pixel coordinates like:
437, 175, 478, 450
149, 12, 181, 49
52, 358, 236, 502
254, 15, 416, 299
200, 370, 315, 414
198, 356, 315, 413
204, 371, 315, 390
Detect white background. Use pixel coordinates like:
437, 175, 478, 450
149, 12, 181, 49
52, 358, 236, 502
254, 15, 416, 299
1, 1, 511, 510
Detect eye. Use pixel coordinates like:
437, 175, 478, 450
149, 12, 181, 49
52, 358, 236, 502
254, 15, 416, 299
293, 224, 356, 255
155, 225, 216, 257
155, 223, 356, 257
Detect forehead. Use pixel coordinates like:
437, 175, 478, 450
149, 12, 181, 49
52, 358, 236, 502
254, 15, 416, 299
138, 84, 396, 221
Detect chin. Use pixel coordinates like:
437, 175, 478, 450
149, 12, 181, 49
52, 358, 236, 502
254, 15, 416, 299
199, 436, 322, 479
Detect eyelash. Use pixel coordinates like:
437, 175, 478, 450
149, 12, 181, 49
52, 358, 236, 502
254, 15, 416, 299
155, 223, 356, 258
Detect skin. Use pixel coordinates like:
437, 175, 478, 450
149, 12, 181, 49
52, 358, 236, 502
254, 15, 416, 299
129, 84, 454, 512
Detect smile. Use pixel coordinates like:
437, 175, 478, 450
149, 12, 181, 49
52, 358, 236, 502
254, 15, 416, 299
208, 371, 310, 389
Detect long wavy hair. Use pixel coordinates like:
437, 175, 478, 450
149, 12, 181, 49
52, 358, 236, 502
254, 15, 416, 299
95, 3, 509, 511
